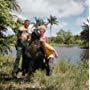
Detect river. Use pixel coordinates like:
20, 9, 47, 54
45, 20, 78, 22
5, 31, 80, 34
8, 46, 89, 63
54, 46, 89, 63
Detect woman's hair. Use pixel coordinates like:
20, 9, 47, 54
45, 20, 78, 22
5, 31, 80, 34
38, 25, 46, 32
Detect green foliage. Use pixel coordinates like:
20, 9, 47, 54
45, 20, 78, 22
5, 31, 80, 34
71, 61, 89, 90
0, 35, 16, 54
49, 29, 85, 47
54, 60, 70, 73
48, 15, 58, 25
33, 17, 46, 28
6, 0, 21, 11
80, 19, 89, 48
0, 0, 20, 54
49, 36, 63, 44
56, 29, 74, 45
0, 0, 13, 30
74, 35, 80, 40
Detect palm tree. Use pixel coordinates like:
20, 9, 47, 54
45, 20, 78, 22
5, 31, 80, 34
32, 17, 46, 28
48, 15, 58, 42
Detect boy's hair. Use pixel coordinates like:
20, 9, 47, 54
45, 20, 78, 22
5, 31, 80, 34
24, 19, 30, 22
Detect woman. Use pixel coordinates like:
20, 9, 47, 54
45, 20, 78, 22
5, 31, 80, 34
38, 25, 58, 59
38, 25, 58, 75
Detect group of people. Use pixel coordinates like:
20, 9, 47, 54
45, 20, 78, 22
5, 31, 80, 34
12, 19, 58, 79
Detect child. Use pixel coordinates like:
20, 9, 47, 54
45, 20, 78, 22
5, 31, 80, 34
38, 25, 58, 60
38, 25, 58, 76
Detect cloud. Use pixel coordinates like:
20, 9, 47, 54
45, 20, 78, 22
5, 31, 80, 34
10, 11, 26, 21
76, 17, 88, 26
45, 21, 67, 36
52, 22, 67, 30
17, 0, 85, 18
85, 0, 89, 7
73, 0, 89, 7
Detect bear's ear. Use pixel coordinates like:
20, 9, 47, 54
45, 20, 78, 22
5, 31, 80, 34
34, 29, 40, 38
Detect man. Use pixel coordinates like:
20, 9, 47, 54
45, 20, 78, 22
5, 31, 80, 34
12, 20, 30, 78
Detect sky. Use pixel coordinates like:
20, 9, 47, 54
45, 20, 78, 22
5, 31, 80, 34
11, 0, 89, 37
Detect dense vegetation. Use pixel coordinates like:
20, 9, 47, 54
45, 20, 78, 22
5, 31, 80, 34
0, 0, 20, 54
49, 30, 81, 46
80, 20, 89, 49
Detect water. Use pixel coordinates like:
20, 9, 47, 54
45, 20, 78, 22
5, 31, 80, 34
8, 46, 89, 63
54, 46, 89, 63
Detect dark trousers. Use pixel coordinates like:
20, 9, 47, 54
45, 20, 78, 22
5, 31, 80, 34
12, 40, 28, 75
12, 47, 22, 74
22, 48, 30, 75
45, 58, 54, 76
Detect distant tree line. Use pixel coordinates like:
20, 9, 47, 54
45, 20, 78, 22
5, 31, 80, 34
49, 19, 89, 49
49, 29, 81, 45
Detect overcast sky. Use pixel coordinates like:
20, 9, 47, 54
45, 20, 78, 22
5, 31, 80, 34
14, 0, 89, 36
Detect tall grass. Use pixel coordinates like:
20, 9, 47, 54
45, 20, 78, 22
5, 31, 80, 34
0, 55, 89, 90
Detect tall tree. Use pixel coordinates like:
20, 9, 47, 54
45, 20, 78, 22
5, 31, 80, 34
48, 15, 58, 42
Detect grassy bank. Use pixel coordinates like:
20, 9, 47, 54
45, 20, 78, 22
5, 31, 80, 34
50, 43, 80, 47
0, 55, 89, 90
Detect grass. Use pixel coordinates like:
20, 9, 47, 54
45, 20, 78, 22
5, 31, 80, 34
0, 55, 89, 90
